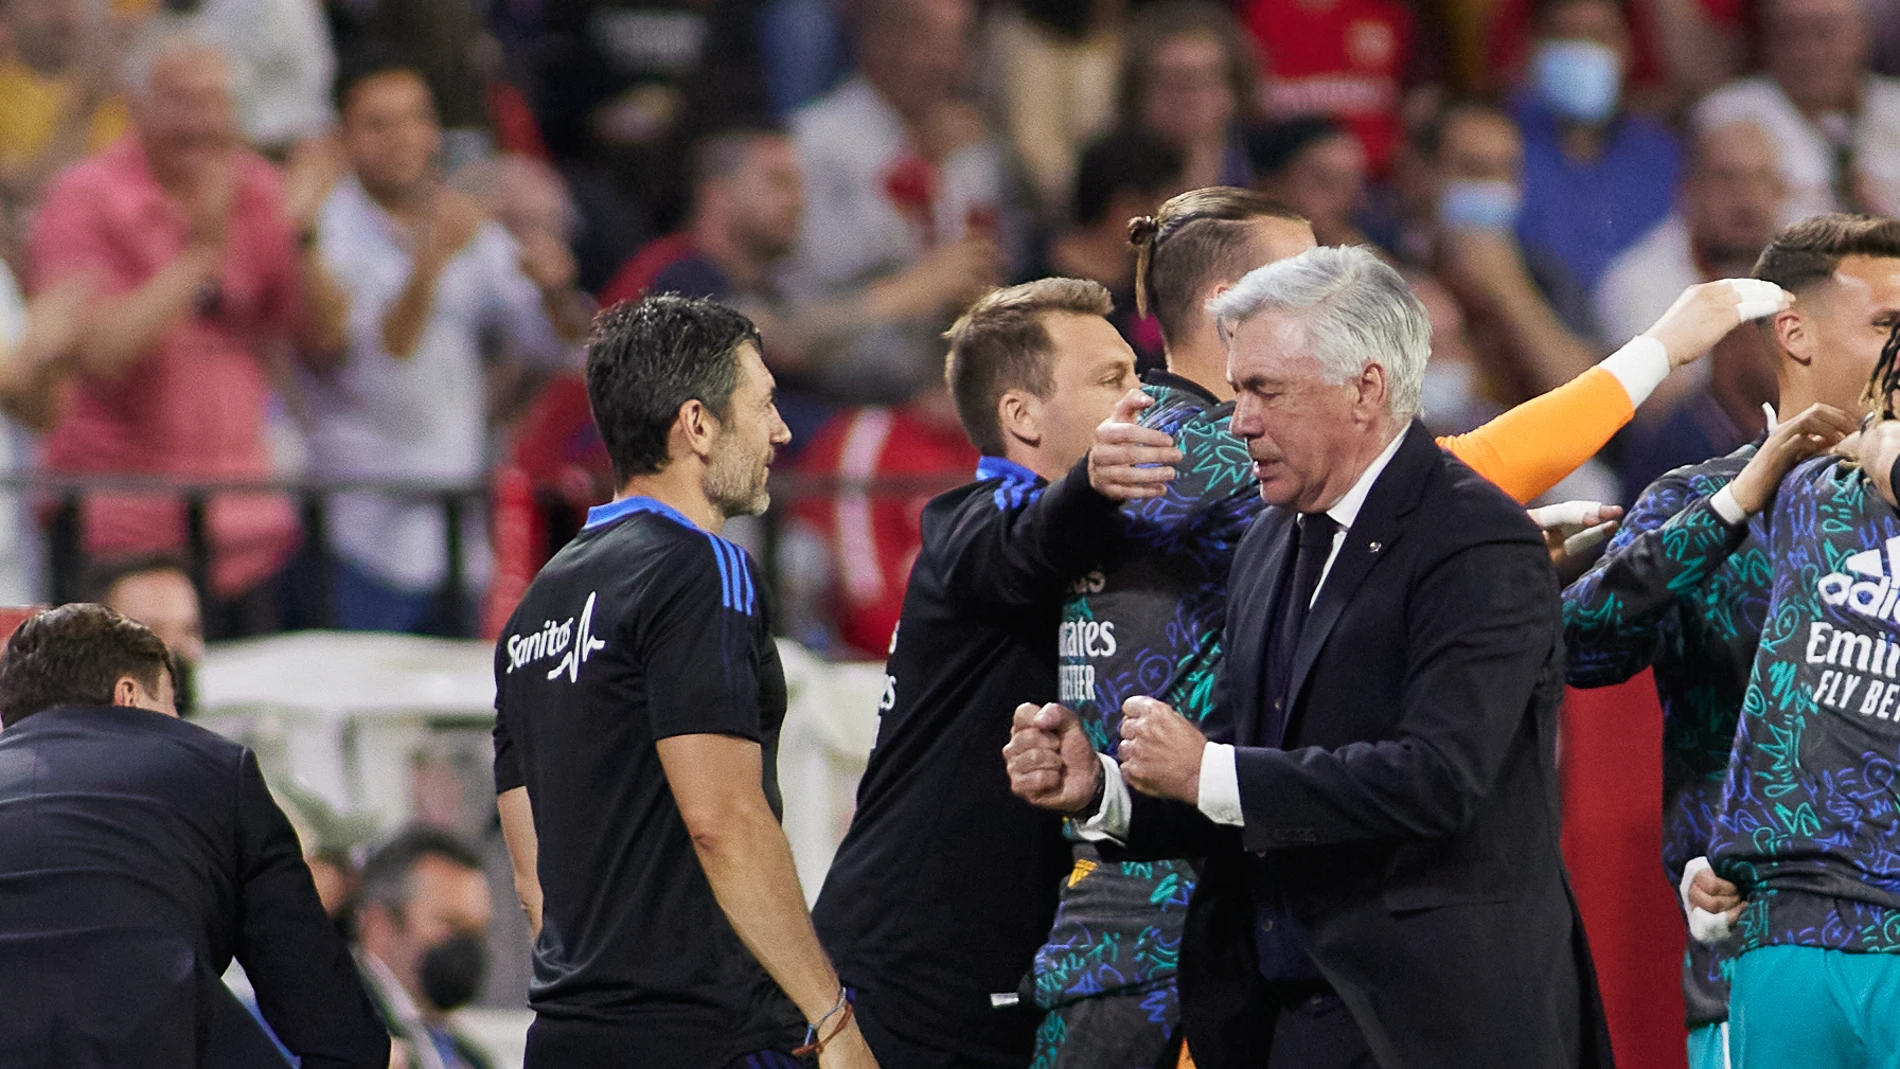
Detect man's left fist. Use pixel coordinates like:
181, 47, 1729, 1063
1119, 696, 1205, 805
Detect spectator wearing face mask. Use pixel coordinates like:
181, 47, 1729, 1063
1515, 0, 1680, 294
1595, 119, 1786, 416
354, 828, 497, 1069
1415, 101, 1600, 403
1695, 0, 1900, 220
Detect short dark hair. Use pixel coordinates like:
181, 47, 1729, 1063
1753, 214, 1900, 294
356, 826, 484, 920
585, 295, 761, 483
1410, 98, 1512, 163
1072, 128, 1183, 228
81, 553, 193, 605
0, 604, 175, 727
333, 42, 432, 116
1129, 187, 1307, 345
1117, 2, 1258, 132
1246, 117, 1347, 179
944, 278, 1115, 457
692, 126, 787, 188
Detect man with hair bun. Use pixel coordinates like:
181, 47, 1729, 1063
1019, 185, 1783, 1068
1007, 245, 1615, 1068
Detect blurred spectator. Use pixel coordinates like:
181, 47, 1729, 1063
1410, 270, 1503, 435
0, 267, 93, 605
604, 127, 992, 437
85, 554, 204, 715
1595, 119, 1784, 413
449, 153, 586, 428
32, 32, 347, 634
758, 0, 851, 118
1248, 116, 1372, 246
530, 0, 768, 279
1117, 1, 1255, 191
305, 53, 587, 634
143, 0, 339, 155
1695, 0, 1900, 220
355, 828, 496, 1069
781, 388, 975, 659
1514, 0, 1680, 294
986, 0, 1123, 216
0, 0, 130, 220
788, 0, 1011, 404
1415, 102, 1599, 401
1043, 127, 1182, 371
332, 0, 497, 166
1238, 0, 1414, 174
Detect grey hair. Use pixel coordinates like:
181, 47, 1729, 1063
1208, 245, 1430, 423
121, 26, 230, 97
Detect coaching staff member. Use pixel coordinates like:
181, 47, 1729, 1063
493, 296, 876, 1069
0, 604, 389, 1068
1006, 247, 1612, 1069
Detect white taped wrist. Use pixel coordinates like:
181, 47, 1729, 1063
1601, 335, 1672, 407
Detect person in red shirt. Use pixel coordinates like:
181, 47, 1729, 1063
32, 32, 346, 632
781, 388, 974, 660
1241, 0, 1415, 174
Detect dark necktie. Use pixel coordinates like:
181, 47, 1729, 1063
1263, 513, 1339, 747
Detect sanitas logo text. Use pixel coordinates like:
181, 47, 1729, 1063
506, 592, 607, 681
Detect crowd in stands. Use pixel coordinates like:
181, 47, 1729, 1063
0, 0, 1893, 657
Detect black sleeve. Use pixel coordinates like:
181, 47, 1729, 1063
935, 456, 1122, 612
1232, 539, 1557, 852
641, 538, 769, 741
493, 637, 523, 793
231, 750, 390, 1069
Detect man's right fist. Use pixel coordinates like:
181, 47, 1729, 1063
1003, 702, 1102, 814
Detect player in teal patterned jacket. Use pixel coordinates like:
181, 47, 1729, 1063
1032, 370, 1255, 1069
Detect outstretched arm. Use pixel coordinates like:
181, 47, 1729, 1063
1442, 280, 1793, 503
1564, 403, 1855, 686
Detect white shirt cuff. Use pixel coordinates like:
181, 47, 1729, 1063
1709, 485, 1748, 526
1196, 742, 1245, 826
1073, 753, 1132, 843
1600, 335, 1672, 408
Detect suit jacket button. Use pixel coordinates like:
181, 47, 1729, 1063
1260, 919, 1275, 932
1273, 698, 1283, 711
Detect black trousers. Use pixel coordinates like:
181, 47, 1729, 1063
855, 1003, 1028, 1069
1250, 982, 1378, 1069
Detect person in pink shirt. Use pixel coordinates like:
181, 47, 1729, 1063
31, 31, 345, 630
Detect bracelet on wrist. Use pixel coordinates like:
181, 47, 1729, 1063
794, 988, 854, 1058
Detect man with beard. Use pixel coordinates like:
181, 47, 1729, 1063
492, 296, 875, 1069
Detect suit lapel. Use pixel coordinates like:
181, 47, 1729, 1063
1233, 509, 1295, 747
1284, 421, 1437, 713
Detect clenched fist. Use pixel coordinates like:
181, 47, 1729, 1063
1004, 702, 1102, 814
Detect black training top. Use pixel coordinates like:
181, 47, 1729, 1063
493, 495, 802, 1065
812, 455, 1119, 1063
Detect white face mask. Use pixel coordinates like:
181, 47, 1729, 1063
1530, 39, 1624, 124
1419, 360, 1484, 430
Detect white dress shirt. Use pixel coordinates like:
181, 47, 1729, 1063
1078, 429, 1410, 841
305, 177, 573, 592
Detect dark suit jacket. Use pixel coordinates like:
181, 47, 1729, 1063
0, 704, 390, 1069
1112, 422, 1613, 1069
